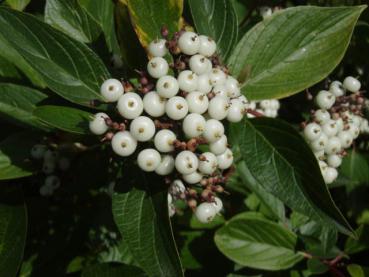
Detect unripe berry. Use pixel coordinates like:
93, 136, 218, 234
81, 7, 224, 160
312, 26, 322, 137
147, 57, 169, 78
178, 70, 198, 92
224, 76, 240, 98
165, 96, 188, 120
186, 91, 209, 114
343, 76, 361, 92
303, 122, 322, 141
208, 68, 226, 86
89, 112, 110, 135
178, 31, 200, 55
175, 150, 199, 175
195, 202, 217, 223
227, 98, 245, 122
148, 39, 167, 57
209, 135, 228, 155
117, 93, 143, 119
189, 54, 210, 75
315, 90, 335, 109
199, 152, 218, 175
182, 171, 203, 184
156, 75, 179, 98
137, 148, 161, 172
154, 129, 176, 153
111, 131, 137, 157
203, 119, 225, 143
208, 96, 229, 120
198, 35, 216, 57
30, 144, 47, 160
212, 197, 223, 213
143, 91, 166, 117
155, 155, 175, 175
197, 74, 212, 93
217, 148, 233, 170
183, 113, 206, 138
100, 79, 124, 102
130, 116, 156, 142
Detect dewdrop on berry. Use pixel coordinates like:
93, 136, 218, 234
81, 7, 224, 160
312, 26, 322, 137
165, 96, 188, 120
89, 113, 109, 135
195, 202, 217, 223
117, 92, 143, 119
100, 78, 124, 102
182, 171, 203, 184
111, 131, 137, 157
129, 116, 156, 142
137, 148, 161, 172
178, 31, 200, 55
186, 91, 209, 114
177, 70, 198, 92
175, 150, 199, 175
217, 148, 234, 170
343, 76, 361, 92
143, 91, 166, 117
198, 152, 218, 175
154, 129, 176, 153
198, 35, 216, 57
183, 113, 206, 138
147, 57, 169, 78
156, 75, 179, 98
148, 39, 167, 57
203, 119, 225, 143
155, 155, 175, 175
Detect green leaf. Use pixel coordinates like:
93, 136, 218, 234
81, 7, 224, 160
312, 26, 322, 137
0, 83, 49, 130
0, 132, 39, 180
112, 173, 183, 277
228, 6, 366, 100
232, 118, 353, 236
341, 150, 369, 190
0, 7, 110, 106
214, 212, 304, 270
34, 105, 92, 134
78, 0, 120, 53
347, 264, 369, 277
126, 0, 183, 48
4, 0, 30, 11
45, 0, 101, 43
0, 55, 21, 79
345, 225, 369, 255
188, 0, 238, 60
81, 263, 146, 277
0, 185, 27, 277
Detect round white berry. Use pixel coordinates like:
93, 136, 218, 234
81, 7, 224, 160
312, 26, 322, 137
260, 100, 272, 110
323, 167, 338, 184
343, 76, 361, 92
314, 109, 331, 124
310, 133, 328, 152
208, 96, 229, 120
208, 68, 226, 86
182, 171, 203, 184
203, 119, 225, 143
177, 70, 198, 92
227, 99, 245, 123
166, 96, 188, 120
147, 57, 169, 79
304, 122, 322, 141
209, 135, 228, 155
189, 55, 210, 75
195, 202, 217, 223
178, 31, 200, 55
30, 144, 47, 160
327, 154, 342, 168
156, 75, 179, 98
143, 91, 166, 117
111, 131, 137, 157
259, 6, 273, 19
183, 113, 206, 138
217, 148, 234, 170
263, 108, 278, 118
197, 74, 212, 93
224, 76, 240, 98
319, 160, 328, 172
324, 136, 342, 155
213, 84, 228, 98
129, 116, 155, 142
335, 118, 344, 133
100, 79, 124, 103
170, 179, 186, 195
154, 129, 176, 153
168, 193, 173, 204
348, 123, 360, 139
269, 99, 280, 110
338, 131, 353, 148
199, 152, 218, 175
45, 175, 61, 189
89, 112, 109, 135
329, 81, 345, 97
352, 115, 362, 127
148, 39, 167, 57
117, 93, 143, 119
186, 91, 209, 114
212, 197, 223, 213
137, 148, 161, 172
155, 155, 175, 175
314, 150, 325, 160
321, 119, 338, 137
175, 150, 199, 175
198, 35, 216, 57
315, 90, 336, 109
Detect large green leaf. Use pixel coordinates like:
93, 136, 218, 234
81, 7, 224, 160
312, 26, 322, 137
0, 83, 49, 130
232, 118, 353, 236
112, 172, 183, 277
78, 0, 120, 53
45, 0, 101, 43
0, 132, 39, 180
341, 150, 369, 191
34, 105, 92, 134
214, 212, 304, 270
188, 0, 238, 60
0, 7, 110, 106
347, 264, 369, 277
4, 0, 30, 11
82, 263, 146, 277
0, 185, 27, 277
228, 6, 366, 100
126, 0, 183, 48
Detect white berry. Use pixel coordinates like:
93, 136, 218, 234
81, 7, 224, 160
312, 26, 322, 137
155, 155, 175, 175
199, 152, 218, 175
170, 179, 186, 195
209, 135, 228, 155
203, 119, 225, 143
178, 31, 200, 55
197, 74, 212, 93
111, 131, 137, 157
212, 197, 223, 213
208, 68, 226, 86
329, 81, 345, 97
30, 144, 47, 160
208, 96, 229, 120
314, 109, 331, 124
154, 129, 176, 153
117, 93, 143, 119
217, 148, 233, 170
183, 113, 206, 138
45, 175, 61, 189
89, 112, 109, 135
321, 119, 338, 137
189, 55, 210, 75
166, 96, 188, 120
147, 57, 169, 78
343, 76, 361, 92
327, 154, 342, 168
195, 202, 217, 223
175, 150, 199, 175
130, 116, 155, 142
198, 35, 216, 57
310, 133, 328, 152
186, 91, 209, 114
224, 76, 240, 98
338, 131, 353, 148
324, 136, 341, 155
315, 90, 336, 109
323, 167, 338, 184
100, 78, 124, 102
137, 148, 161, 172
178, 70, 198, 92
143, 91, 166, 117
156, 75, 179, 98
148, 39, 167, 57
182, 171, 203, 184
304, 122, 322, 141
227, 98, 245, 122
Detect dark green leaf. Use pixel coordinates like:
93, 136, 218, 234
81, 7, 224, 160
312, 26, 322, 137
4, 0, 30, 11
34, 105, 92, 134
306, 259, 328, 275
112, 173, 183, 277
228, 6, 366, 100
188, 0, 238, 60
0, 55, 21, 79
232, 118, 353, 236
0, 185, 27, 277
341, 150, 369, 191
126, 0, 183, 48
81, 263, 146, 277
45, 0, 101, 43
214, 212, 304, 270
0, 7, 110, 106
178, 231, 204, 270
345, 225, 369, 255
0, 83, 49, 130
347, 264, 369, 277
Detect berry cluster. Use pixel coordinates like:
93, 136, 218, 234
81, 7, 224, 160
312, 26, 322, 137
303, 76, 368, 184
30, 144, 70, 196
